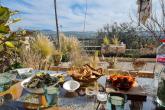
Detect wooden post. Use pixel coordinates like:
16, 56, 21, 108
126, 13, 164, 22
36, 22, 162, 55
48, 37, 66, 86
54, 0, 60, 50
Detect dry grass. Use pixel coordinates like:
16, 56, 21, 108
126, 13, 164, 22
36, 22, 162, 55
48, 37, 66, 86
31, 33, 54, 59
70, 51, 89, 67
20, 33, 54, 70
70, 50, 101, 69
59, 34, 101, 68
20, 49, 42, 69
88, 51, 100, 68
59, 33, 88, 67
60, 33, 81, 54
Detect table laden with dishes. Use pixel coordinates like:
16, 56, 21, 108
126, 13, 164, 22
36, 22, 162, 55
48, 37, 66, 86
0, 64, 159, 110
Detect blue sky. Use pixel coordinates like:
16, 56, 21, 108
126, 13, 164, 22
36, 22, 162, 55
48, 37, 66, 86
1, 0, 161, 31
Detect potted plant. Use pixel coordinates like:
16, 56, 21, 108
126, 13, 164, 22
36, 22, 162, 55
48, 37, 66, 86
52, 50, 62, 66
105, 57, 118, 69
132, 58, 146, 71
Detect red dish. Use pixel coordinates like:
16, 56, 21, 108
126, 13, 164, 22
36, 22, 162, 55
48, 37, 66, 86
108, 74, 135, 90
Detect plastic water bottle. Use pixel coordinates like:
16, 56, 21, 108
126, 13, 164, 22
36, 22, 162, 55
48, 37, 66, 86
156, 39, 165, 107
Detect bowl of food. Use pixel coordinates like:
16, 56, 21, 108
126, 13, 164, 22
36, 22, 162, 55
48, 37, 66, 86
108, 74, 136, 90
21, 72, 60, 94
68, 64, 103, 83
63, 80, 80, 92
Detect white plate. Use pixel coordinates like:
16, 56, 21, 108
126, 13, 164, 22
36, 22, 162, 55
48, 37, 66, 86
16, 68, 33, 75
63, 80, 80, 92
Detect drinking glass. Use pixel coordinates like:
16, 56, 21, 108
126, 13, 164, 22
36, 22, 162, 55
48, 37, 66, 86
137, 77, 155, 95
0, 96, 4, 106
96, 92, 107, 110
44, 86, 60, 106
107, 93, 127, 110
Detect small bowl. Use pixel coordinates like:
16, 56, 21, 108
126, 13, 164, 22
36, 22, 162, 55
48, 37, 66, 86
85, 87, 96, 96
110, 96, 125, 106
97, 92, 107, 102
63, 80, 80, 92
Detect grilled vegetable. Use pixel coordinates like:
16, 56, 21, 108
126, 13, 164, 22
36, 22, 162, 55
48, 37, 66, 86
24, 72, 58, 89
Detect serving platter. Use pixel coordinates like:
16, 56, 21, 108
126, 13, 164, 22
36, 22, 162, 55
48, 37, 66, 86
21, 77, 44, 94
105, 78, 147, 101
68, 64, 103, 83
21, 76, 60, 94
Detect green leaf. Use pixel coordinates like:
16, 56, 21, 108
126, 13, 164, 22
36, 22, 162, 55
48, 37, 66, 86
0, 6, 10, 24
22, 30, 26, 35
7, 32, 17, 41
0, 24, 10, 34
0, 45, 3, 51
12, 18, 21, 23
0, 34, 4, 39
10, 10, 19, 16
7, 18, 21, 25
5, 41, 14, 48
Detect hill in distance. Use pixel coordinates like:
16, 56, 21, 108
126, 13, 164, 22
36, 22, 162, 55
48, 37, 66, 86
39, 30, 97, 39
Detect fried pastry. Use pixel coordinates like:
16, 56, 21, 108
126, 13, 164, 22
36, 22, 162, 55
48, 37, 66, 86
68, 64, 103, 82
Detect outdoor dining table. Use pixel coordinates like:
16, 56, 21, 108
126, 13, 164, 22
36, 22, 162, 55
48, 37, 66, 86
0, 70, 160, 110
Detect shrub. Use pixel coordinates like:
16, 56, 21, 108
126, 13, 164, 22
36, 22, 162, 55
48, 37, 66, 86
124, 49, 140, 58
31, 33, 54, 59
20, 33, 54, 70
61, 53, 70, 62
59, 33, 82, 62
0, 6, 26, 72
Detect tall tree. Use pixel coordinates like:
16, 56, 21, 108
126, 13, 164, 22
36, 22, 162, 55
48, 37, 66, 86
136, 0, 165, 45
98, 22, 156, 49
131, 0, 165, 45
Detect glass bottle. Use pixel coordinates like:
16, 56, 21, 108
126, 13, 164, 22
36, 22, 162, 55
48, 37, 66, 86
156, 39, 165, 107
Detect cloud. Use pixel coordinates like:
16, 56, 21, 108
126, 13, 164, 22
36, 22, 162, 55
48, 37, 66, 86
15, 0, 35, 8
70, 3, 85, 15
1, 0, 162, 31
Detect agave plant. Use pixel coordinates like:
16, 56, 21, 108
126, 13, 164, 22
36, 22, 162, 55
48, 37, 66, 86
111, 35, 120, 45
103, 36, 110, 45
